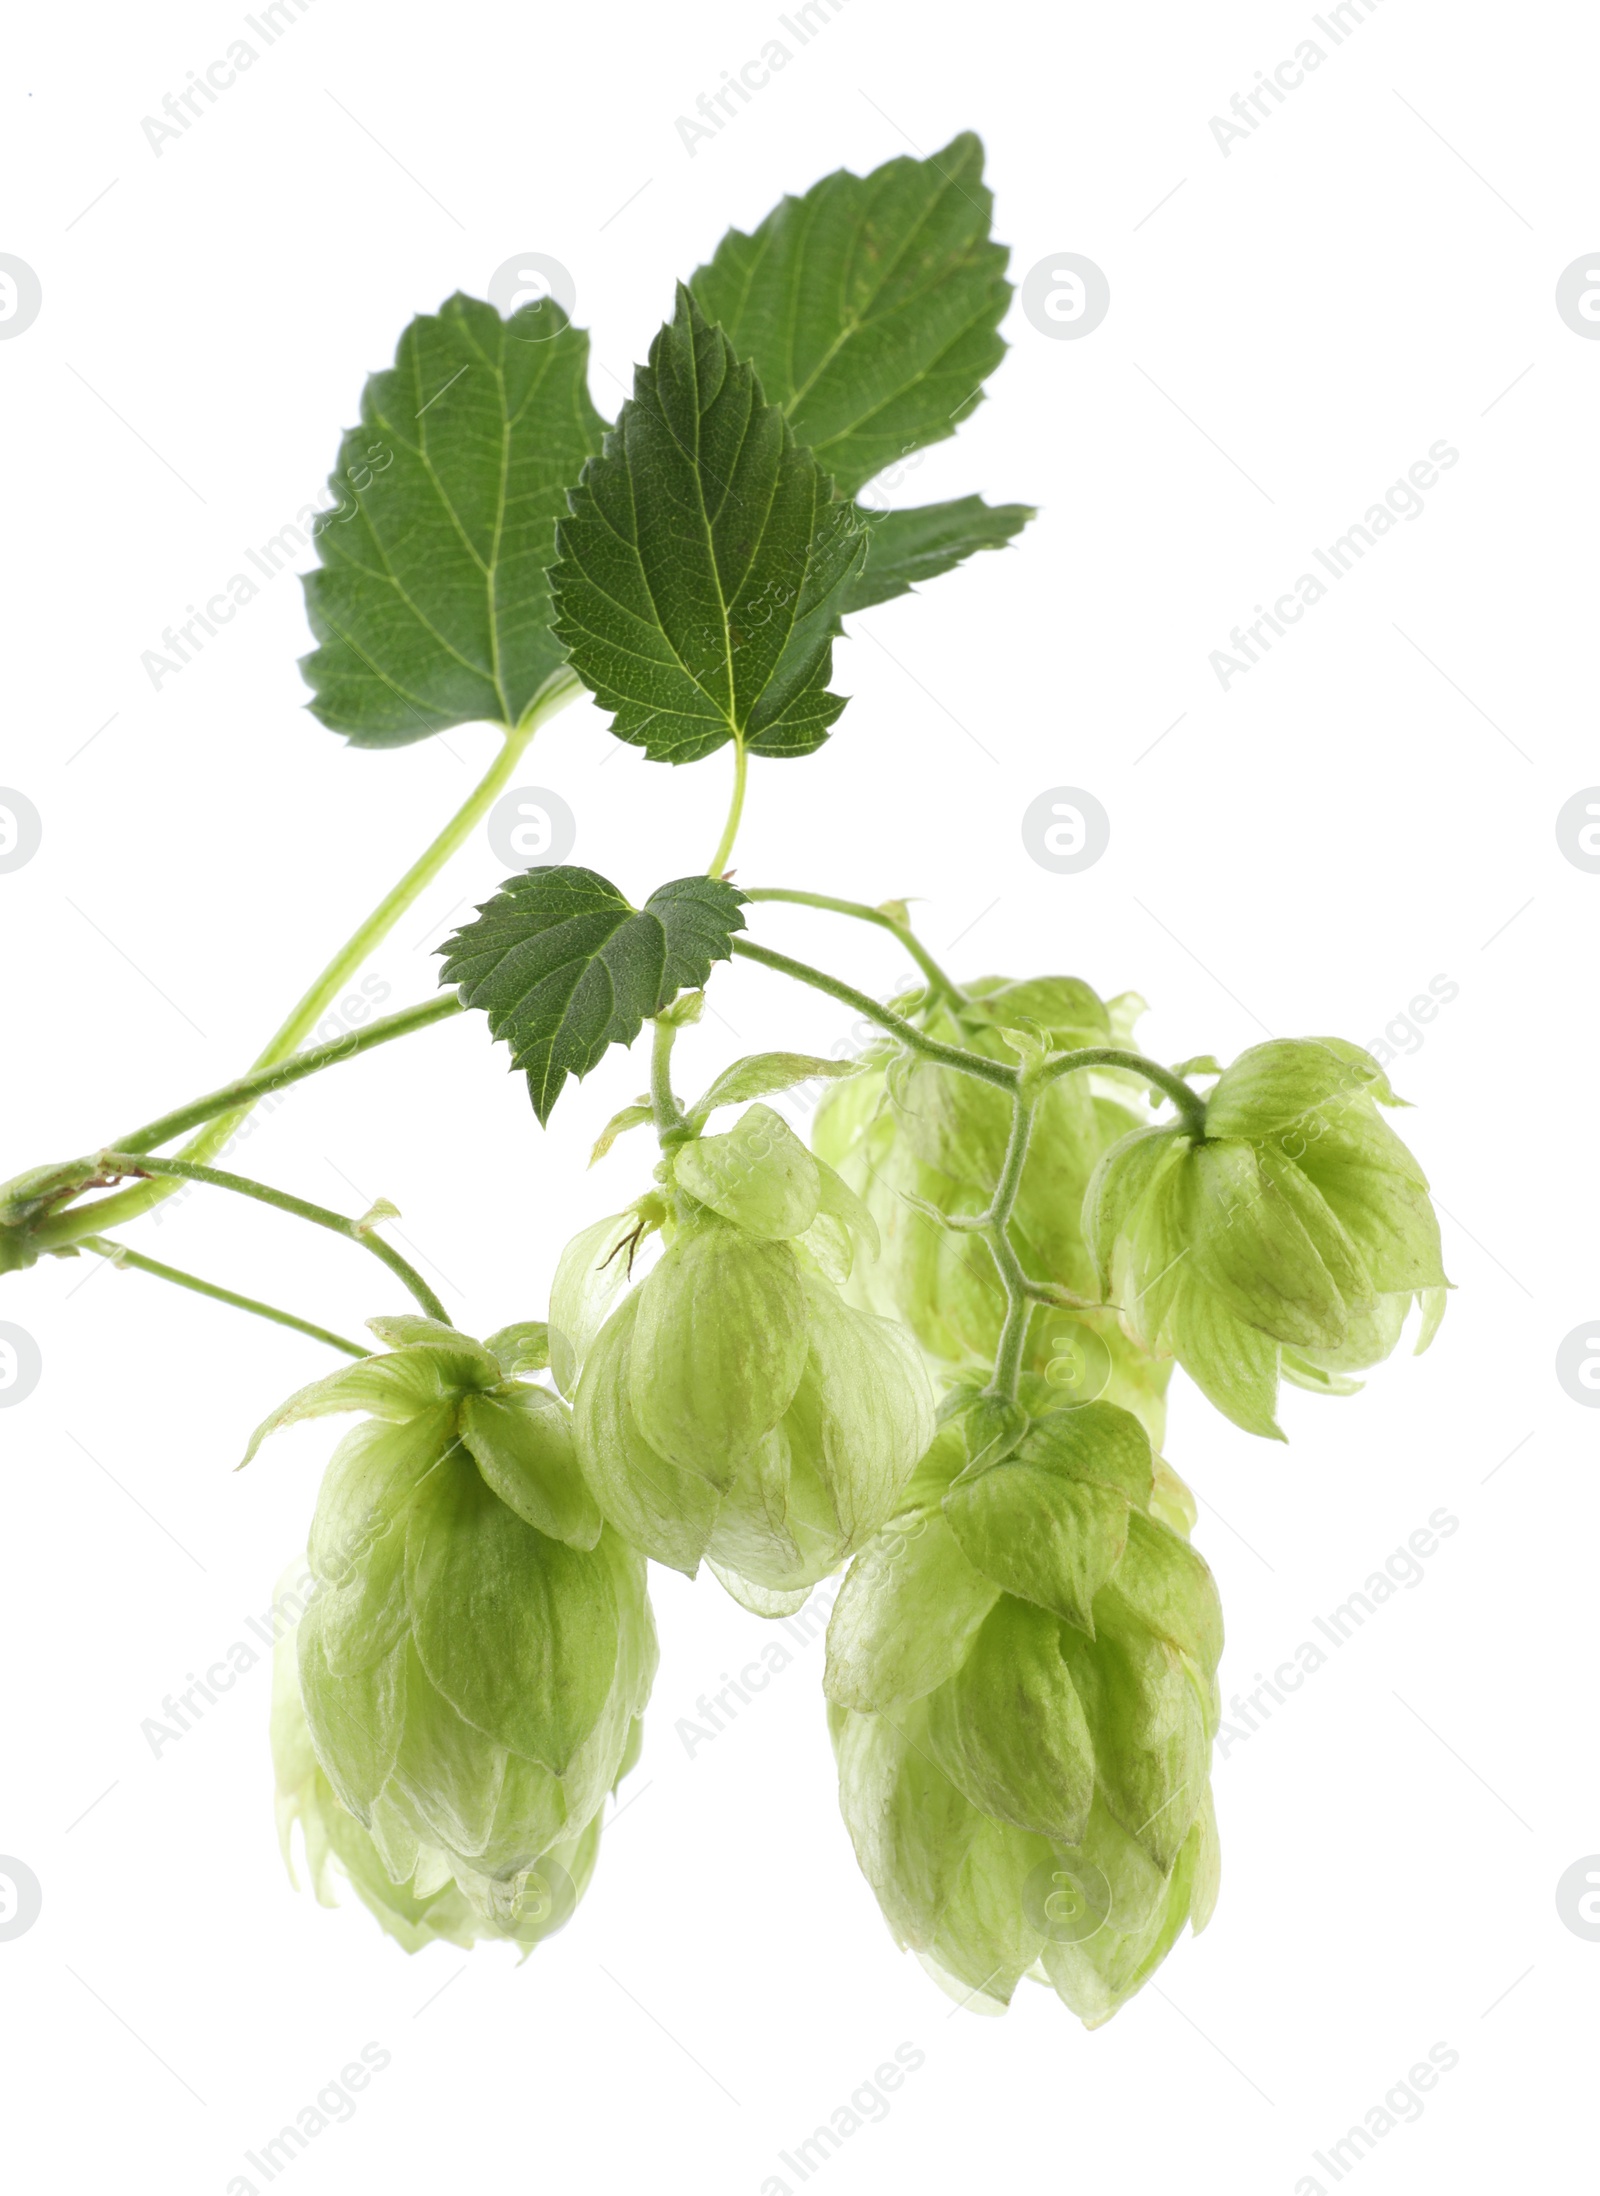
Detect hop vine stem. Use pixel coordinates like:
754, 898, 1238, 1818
25, 671, 577, 1249
742, 888, 965, 1006
80, 1236, 369, 1358
90, 1153, 451, 1324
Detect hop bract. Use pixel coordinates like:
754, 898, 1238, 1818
246, 1316, 655, 1921
270, 1583, 610, 1953
570, 1104, 935, 1612
812, 977, 1171, 1444
1085, 1039, 1449, 1438
826, 1394, 1221, 2026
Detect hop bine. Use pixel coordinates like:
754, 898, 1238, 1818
246, 1315, 655, 1932
811, 975, 1172, 1445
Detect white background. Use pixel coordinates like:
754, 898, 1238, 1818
0, 1, 1591, 2189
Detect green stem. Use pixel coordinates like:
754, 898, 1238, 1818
707, 735, 748, 877
24, 995, 465, 1251
44, 672, 576, 1244
649, 1018, 690, 1147
980, 1094, 1037, 1403
731, 940, 1015, 1091
742, 888, 965, 1007
81, 1236, 369, 1358
1032, 1047, 1208, 1140
93, 1153, 450, 1324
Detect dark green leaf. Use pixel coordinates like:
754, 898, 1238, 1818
690, 132, 1011, 498
550, 286, 866, 765
300, 294, 605, 747
438, 866, 747, 1122
842, 496, 1034, 612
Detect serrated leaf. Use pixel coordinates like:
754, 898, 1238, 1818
550, 285, 866, 766
843, 496, 1034, 612
299, 294, 606, 746
690, 133, 1011, 498
688, 1050, 862, 1126
439, 866, 746, 1122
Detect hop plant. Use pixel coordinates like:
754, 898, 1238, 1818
1, 131, 1459, 2032
246, 1316, 656, 1923
270, 1583, 611, 1953
812, 976, 1171, 1443
1085, 1040, 1448, 1437
570, 1105, 935, 1612
825, 1396, 1222, 2025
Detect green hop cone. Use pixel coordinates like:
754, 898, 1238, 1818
270, 1578, 615, 1954
825, 1398, 1222, 2027
571, 1105, 935, 1613
246, 1315, 656, 1921
1084, 1038, 1449, 1439
813, 978, 1171, 1445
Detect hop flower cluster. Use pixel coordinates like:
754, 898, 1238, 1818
251, 1316, 655, 1941
251, 998, 1442, 2027
827, 1395, 1222, 2024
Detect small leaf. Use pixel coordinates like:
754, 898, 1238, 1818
843, 497, 1034, 612
689, 133, 1012, 498
590, 1104, 653, 1165
688, 1051, 862, 1127
550, 286, 867, 765
300, 294, 606, 746
438, 866, 747, 1122
483, 1322, 549, 1377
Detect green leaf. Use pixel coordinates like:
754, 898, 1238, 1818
687, 1050, 862, 1127
438, 866, 747, 1122
842, 496, 1034, 612
689, 133, 1012, 498
300, 294, 606, 746
550, 286, 867, 765
590, 1104, 654, 1166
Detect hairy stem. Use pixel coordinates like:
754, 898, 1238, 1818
707, 735, 748, 877
1032, 1047, 1208, 1140
742, 888, 964, 1006
731, 940, 1015, 1091
24, 995, 465, 1251
93, 1153, 450, 1324
649, 1017, 690, 1146
81, 1237, 369, 1358
41, 672, 576, 1242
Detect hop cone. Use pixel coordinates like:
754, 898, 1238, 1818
812, 976, 1171, 1445
826, 1394, 1222, 2026
270, 1582, 613, 1953
1085, 1038, 1449, 1437
246, 1316, 656, 1922
570, 1105, 934, 1613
